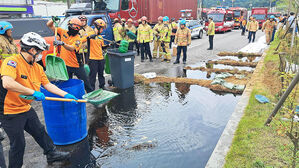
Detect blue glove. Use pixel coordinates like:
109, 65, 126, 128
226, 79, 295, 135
64, 93, 78, 104
32, 91, 45, 101
53, 40, 64, 46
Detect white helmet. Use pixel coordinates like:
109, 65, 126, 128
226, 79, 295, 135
20, 32, 49, 51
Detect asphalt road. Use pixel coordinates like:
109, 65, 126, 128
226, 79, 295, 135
1, 29, 264, 168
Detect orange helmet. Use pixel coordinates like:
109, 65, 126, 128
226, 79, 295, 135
127, 18, 133, 23
158, 16, 163, 21
78, 15, 87, 21
114, 18, 119, 23
68, 18, 82, 30
141, 16, 147, 21
94, 19, 106, 28
138, 19, 142, 23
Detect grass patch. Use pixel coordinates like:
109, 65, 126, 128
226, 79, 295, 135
224, 39, 296, 167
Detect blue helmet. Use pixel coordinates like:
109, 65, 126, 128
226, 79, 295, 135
163, 16, 169, 22
270, 15, 275, 19
0, 21, 13, 35
180, 19, 186, 25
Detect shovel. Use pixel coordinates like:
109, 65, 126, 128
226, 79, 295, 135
20, 89, 119, 106
45, 16, 69, 81
82, 51, 90, 76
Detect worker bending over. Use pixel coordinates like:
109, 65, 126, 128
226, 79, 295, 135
113, 18, 123, 48
0, 21, 18, 68
85, 19, 112, 90
47, 17, 93, 93
262, 16, 276, 45
125, 19, 137, 51
174, 19, 191, 64
161, 16, 172, 63
137, 16, 153, 62
152, 16, 164, 59
0, 32, 77, 167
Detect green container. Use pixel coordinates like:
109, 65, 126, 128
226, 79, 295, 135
104, 53, 111, 74
119, 40, 129, 53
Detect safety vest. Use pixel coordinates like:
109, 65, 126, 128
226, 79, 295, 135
247, 21, 259, 32
161, 24, 172, 43
170, 21, 178, 36
0, 35, 18, 60
125, 25, 137, 42
262, 20, 276, 32
207, 21, 215, 36
113, 23, 123, 42
153, 23, 164, 41
137, 24, 153, 43
175, 27, 191, 46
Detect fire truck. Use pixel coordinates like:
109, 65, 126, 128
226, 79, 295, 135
205, 8, 234, 33
229, 7, 248, 29
251, 8, 268, 29
90, 0, 198, 24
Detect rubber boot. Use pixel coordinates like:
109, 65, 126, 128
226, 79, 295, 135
47, 150, 71, 164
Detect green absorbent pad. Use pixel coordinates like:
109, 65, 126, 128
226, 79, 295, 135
119, 40, 129, 53
126, 31, 137, 40
83, 89, 119, 106
45, 54, 69, 81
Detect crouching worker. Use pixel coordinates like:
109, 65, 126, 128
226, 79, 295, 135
85, 19, 112, 90
0, 32, 77, 167
47, 17, 93, 93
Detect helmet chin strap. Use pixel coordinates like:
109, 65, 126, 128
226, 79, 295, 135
26, 50, 41, 65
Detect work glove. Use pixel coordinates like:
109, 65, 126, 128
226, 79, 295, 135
52, 16, 60, 22
32, 91, 46, 101
53, 40, 65, 46
64, 93, 78, 104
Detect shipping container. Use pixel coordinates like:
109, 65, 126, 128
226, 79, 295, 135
91, 0, 198, 24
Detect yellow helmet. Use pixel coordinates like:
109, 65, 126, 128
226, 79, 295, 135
94, 19, 106, 29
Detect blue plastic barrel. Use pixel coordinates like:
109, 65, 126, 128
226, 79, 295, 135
41, 79, 87, 145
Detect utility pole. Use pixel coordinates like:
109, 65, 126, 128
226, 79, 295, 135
269, 0, 272, 12
67, 0, 71, 9
232, 0, 234, 7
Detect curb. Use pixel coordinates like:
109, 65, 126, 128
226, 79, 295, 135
205, 51, 267, 168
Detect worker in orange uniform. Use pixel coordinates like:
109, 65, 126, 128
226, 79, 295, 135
161, 16, 172, 62
173, 19, 191, 64
262, 15, 276, 45
247, 17, 259, 43
137, 16, 153, 62
0, 32, 77, 167
169, 18, 178, 49
78, 15, 94, 63
113, 18, 123, 48
241, 19, 247, 36
125, 19, 136, 51
0, 21, 18, 69
47, 17, 93, 93
152, 16, 164, 59
85, 19, 112, 90
207, 17, 215, 50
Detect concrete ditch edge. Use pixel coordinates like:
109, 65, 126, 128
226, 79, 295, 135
205, 52, 267, 168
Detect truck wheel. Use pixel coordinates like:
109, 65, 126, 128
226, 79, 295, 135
198, 31, 203, 39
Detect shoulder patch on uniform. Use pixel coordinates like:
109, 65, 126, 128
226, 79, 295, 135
7, 60, 17, 68
75, 40, 81, 47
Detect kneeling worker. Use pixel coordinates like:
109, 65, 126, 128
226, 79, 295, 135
47, 17, 93, 93
174, 19, 191, 64
0, 32, 77, 167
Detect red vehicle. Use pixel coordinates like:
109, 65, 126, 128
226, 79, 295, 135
229, 7, 247, 29
91, 0, 198, 24
251, 8, 268, 29
198, 8, 211, 20
205, 8, 234, 33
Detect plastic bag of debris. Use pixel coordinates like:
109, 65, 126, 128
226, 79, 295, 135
215, 73, 233, 79
142, 72, 157, 79
222, 82, 235, 90
235, 74, 246, 79
234, 85, 245, 91
211, 78, 225, 85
